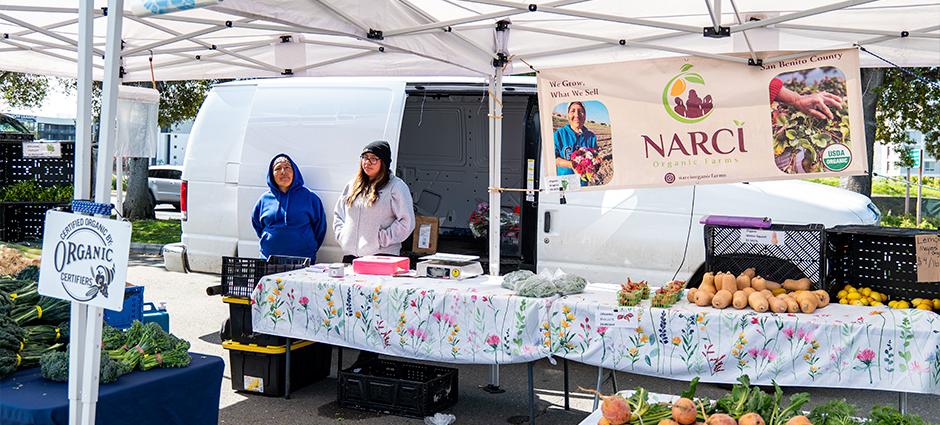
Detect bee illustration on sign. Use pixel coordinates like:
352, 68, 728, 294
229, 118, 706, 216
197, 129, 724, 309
86, 264, 115, 298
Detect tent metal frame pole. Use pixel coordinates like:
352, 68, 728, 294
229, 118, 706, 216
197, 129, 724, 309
731, 0, 878, 33
0, 5, 83, 13
81, 1, 123, 422
398, 0, 498, 59
209, 5, 354, 37
292, 50, 377, 72
315, 0, 371, 33
763, 24, 940, 64
776, 23, 940, 39
150, 13, 347, 36
0, 38, 86, 65
0, 12, 104, 56
2, 35, 77, 53
728, 0, 759, 64
122, 23, 232, 56
299, 39, 380, 51
704, 0, 722, 33
69, 3, 94, 421
528, 5, 702, 34
122, 39, 271, 73
12, 17, 83, 38
385, 0, 582, 37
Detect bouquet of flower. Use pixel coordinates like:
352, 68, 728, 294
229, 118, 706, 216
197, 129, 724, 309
570, 147, 601, 184
468, 202, 522, 239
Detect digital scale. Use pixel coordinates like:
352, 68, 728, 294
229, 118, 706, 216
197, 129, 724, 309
416, 253, 484, 280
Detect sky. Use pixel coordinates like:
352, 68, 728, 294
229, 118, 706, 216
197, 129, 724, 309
1, 86, 77, 119
552, 100, 610, 124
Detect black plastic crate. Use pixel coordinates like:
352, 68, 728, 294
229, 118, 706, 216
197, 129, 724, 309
338, 359, 458, 418
827, 225, 940, 300
226, 340, 332, 397
224, 299, 286, 346
0, 139, 75, 188
0, 202, 68, 242
704, 223, 826, 289
220, 255, 310, 298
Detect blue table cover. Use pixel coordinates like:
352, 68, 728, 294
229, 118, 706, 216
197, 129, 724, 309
0, 353, 224, 425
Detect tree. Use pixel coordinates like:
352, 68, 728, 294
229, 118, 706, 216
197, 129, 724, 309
0, 72, 50, 109
122, 80, 216, 220
875, 67, 940, 161
840, 68, 884, 197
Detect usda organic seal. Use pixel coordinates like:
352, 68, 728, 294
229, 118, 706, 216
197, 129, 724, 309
821, 143, 852, 172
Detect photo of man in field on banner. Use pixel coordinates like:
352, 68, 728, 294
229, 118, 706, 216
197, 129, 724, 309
537, 48, 867, 192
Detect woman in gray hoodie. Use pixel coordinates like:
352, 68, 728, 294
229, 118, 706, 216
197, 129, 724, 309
333, 141, 415, 263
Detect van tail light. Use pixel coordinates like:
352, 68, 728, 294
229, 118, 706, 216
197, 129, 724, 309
181, 180, 188, 221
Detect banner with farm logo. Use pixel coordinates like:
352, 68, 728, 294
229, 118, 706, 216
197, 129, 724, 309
537, 49, 866, 191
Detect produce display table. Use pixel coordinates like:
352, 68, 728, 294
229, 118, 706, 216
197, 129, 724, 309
250, 269, 551, 365
549, 284, 940, 395
0, 353, 224, 425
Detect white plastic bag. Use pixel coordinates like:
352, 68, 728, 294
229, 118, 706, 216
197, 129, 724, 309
424, 413, 456, 425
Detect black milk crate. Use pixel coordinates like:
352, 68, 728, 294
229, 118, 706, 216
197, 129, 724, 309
704, 223, 826, 289
223, 297, 286, 346
0, 202, 68, 242
338, 359, 458, 418
0, 139, 75, 188
827, 225, 940, 300
225, 340, 332, 397
220, 255, 310, 298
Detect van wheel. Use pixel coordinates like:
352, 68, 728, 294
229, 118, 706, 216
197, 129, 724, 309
686, 263, 707, 289
220, 318, 231, 342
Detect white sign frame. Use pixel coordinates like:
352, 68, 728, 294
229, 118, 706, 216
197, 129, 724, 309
39, 210, 131, 311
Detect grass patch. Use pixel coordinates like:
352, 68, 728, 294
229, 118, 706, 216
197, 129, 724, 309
131, 219, 181, 245
806, 177, 940, 199
881, 214, 939, 230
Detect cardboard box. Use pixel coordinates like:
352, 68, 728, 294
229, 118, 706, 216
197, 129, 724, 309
412, 216, 439, 254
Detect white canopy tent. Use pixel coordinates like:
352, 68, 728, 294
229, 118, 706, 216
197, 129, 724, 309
1, 1, 938, 423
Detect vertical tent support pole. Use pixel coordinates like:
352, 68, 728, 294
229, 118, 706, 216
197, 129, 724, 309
486, 65, 504, 391
69, 2, 94, 423
79, 1, 123, 424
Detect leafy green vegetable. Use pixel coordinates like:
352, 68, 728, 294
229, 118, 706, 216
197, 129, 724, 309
868, 405, 928, 425
41, 349, 131, 384
808, 399, 863, 425
0, 181, 72, 203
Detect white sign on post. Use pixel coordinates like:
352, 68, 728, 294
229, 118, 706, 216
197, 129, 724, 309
38, 210, 131, 311
23, 142, 62, 158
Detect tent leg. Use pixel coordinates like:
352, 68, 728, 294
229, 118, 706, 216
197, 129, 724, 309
593, 366, 604, 410
528, 361, 536, 425
284, 339, 291, 399
563, 358, 570, 410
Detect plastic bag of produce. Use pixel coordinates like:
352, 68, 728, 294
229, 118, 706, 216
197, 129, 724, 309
553, 272, 587, 295
515, 270, 559, 298
501, 269, 534, 290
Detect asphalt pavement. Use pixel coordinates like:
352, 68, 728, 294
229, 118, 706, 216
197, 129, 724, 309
128, 254, 940, 424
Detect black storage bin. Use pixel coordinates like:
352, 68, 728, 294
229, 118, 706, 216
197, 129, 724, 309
0, 139, 75, 188
225, 340, 332, 397
0, 202, 68, 242
338, 359, 458, 418
704, 223, 826, 288
221, 255, 310, 298
827, 225, 940, 300
223, 297, 286, 346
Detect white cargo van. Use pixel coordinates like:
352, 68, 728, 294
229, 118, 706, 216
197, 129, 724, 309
168, 77, 881, 283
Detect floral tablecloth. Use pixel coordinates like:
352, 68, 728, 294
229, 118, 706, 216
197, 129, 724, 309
548, 284, 940, 395
250, 268, 551, 364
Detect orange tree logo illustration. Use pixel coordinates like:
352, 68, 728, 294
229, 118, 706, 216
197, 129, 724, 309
662, 64, 714, 124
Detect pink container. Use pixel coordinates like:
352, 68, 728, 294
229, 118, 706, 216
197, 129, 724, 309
352, 256, 410, 276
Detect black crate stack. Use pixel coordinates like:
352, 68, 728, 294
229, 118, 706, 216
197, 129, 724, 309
218, 255, 332, 397
827, 225, 940, 301
0, 136, 74, 242
704, 223, 827, 288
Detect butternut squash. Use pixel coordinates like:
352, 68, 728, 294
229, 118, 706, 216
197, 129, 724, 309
768, 296, 787, 313
732, 290, 749, 309
812, 290, 830, 308
735, 274, 751, 291
748, 292, 769, 312
720, 273, 737, 292
712, 290, 733, 309
750, 276, 767, 291
742, 267, 757, 279
686, 288, 698, 303
694, 290, 715, 307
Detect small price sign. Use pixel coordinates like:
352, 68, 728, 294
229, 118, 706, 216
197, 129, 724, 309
596, 307, 639, 329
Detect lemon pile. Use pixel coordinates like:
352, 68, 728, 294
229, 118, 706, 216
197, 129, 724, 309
836, 284, 940, 311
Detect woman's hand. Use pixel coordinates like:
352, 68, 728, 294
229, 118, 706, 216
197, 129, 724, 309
777, 86, 843, 120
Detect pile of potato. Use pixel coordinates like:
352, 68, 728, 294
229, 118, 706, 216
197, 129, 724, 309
687, 269, 830, 314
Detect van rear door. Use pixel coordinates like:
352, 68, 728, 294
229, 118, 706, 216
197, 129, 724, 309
537, 186, 695, 284
235, 80, 407, 262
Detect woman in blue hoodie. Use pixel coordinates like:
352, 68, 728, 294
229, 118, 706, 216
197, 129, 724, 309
251, 154, 327, 263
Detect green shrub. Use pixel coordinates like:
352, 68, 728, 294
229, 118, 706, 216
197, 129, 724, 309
0, 181, 72, 203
